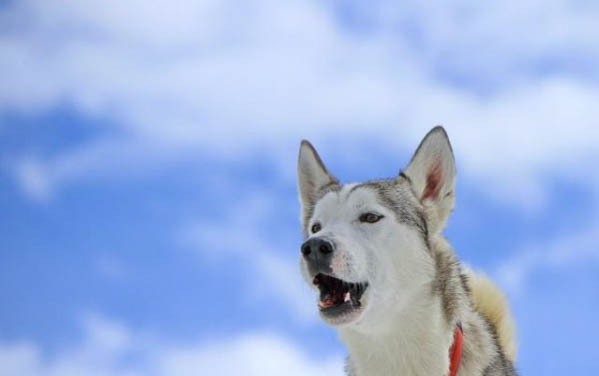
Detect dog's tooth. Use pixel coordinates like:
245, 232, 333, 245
344, 291, 351, 303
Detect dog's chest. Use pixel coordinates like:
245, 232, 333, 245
345, 341, 450, 376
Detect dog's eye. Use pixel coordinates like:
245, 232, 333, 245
359, 213, 383, 223
311, 223, 322, 233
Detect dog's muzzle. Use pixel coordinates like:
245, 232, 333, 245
301, 237, 334, 275
301, 237, 369, 324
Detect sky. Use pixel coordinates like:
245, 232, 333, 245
1, 0, 599, 375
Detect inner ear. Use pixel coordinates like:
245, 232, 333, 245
421, 160, 443, 201
404, 126, 455, 203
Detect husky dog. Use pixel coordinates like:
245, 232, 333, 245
297, 127, 517, 376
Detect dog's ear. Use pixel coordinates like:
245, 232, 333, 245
297, 140, 338, 226
403, 126, 456, 233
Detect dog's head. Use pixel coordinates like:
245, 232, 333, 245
297, 127, 456, 329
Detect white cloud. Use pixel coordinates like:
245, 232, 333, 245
0, 314, 343, 376
496, 222, 599, 295
13, 157, 52, 202
178, 192, 318, 324
2, 0, 599, 209
0, 343, 40, 376
367, 1, 599, 77
0, 315, 139, 376
159, 334, 343, 376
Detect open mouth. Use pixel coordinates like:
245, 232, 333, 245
312, 273, 368, 319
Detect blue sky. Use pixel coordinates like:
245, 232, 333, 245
1, 1, 599, 375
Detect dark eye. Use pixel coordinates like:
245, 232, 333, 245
311, 223, 322, 233
359, 213, 383, 223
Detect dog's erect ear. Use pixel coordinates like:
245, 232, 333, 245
403, 126, 456, 233
297, 140, 338, 225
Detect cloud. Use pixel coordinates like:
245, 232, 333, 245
177, 191, 318, 323
496, 221, 599, 295
0, 315, 138, 376
159, 334, 343, 376
12, 157, 52, 202
354, 1, 599, 84
0, 314, 343, 376
2, 0, 599, 210
0, 343, 40, 376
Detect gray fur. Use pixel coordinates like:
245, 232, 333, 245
431, 244, 518, 376
348, 178, 429, 241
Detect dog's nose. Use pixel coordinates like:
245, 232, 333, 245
301, 237, 334, 272
301, 237, 333, 257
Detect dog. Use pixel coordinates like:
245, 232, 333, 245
297, 127, 517, 375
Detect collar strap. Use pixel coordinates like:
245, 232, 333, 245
448, 323, 464, 376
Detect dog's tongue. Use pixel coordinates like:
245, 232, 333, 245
319, 295, 335, 308
319, 292, 351, 308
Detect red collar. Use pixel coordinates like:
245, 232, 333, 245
448, 323, 464, 376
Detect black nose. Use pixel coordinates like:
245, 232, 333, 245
301, 237, 334, 273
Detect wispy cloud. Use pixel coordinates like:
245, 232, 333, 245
177, 192, 318, 324
160, 333, 343, 376
12, 157, 52, 202
2, 0, 599, 210
496, 220, 599, 295
0, 314, 343, 376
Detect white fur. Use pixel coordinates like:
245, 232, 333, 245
301, 185, 450, 375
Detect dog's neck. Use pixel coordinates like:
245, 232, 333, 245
339, 293, 455, 376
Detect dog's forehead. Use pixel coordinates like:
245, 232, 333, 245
315, 183, 379, 214
342, 183, 385, 208
310, 178, 428, 238
313, 180, 402, 219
